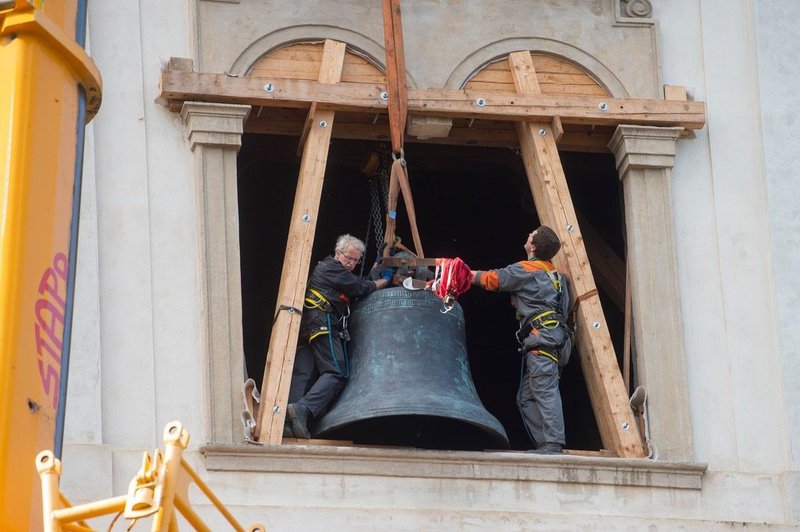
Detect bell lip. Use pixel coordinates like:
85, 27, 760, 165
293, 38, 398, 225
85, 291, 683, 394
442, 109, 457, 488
314, 410, 510, 450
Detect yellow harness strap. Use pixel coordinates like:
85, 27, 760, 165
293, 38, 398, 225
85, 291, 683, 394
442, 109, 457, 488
304, 288, 333, 313
304, 288, 335, 341
531, 309, 560, 329
531, 348, 558, 364
533, 260, 561, 293
308, 329, 330, 342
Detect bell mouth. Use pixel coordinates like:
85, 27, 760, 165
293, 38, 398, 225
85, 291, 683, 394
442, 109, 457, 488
314, 414, 509, 451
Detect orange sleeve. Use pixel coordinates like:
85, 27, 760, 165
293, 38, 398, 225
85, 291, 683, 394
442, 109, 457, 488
479, 270, 500, 291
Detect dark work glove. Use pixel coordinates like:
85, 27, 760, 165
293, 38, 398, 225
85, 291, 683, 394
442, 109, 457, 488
380, 268, 395, 281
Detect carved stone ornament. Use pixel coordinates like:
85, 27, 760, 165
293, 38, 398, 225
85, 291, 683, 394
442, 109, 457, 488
623, 0, 653, 18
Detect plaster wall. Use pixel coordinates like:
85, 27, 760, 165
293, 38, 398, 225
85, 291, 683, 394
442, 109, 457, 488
59, 0, 799, 528
754, 0, 800, 522
661, 0, 788, 473
196, 0, 658, 96
754, 0, 800, 471
193, 466, 784, 530
64, 0, 204, 452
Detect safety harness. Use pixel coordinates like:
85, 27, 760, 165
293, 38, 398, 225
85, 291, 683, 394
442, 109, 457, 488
515, 260, 569, 366
516, 309, 566, 364
303, 287, 350, 378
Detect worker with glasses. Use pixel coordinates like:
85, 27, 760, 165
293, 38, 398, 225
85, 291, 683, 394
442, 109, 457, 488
286, 234, 395, 438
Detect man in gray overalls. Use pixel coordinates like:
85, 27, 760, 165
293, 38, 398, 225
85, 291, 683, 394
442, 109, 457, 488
471, 226, 572, 454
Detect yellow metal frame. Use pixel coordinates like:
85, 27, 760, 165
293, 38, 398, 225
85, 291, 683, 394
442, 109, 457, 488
0, 0, 101, 117
1, 0, 101, 527
36, 422, 265, 532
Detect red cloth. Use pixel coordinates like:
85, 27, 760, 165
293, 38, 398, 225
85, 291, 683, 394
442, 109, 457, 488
432, 257, 472, 302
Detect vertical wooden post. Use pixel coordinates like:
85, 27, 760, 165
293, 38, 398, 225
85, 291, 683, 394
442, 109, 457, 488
256, 39, 346, 444
508, 51, 645, 458
381, 0, 408, 154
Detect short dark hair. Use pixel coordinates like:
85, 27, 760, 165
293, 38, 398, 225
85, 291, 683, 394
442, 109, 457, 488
532, 225, 561, 261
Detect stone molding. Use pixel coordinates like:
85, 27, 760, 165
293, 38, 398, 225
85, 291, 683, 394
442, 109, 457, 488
610, 125, 682, 175
622, 0, 653, 18
181, 102, 250, 150
181, 102, 251, 444
614, 0, 657, 27
609, 124, 693, 462
202, 444, 707, 490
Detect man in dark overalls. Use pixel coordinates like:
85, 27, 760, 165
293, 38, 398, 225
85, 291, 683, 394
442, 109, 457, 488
470, 226, 573, 454
286, 234, 393, 439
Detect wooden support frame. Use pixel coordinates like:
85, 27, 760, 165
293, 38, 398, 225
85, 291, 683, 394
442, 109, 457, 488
255, 39, 347, 444
159, 46, 706, 454
508, 51, 646, 458
158, 70, 707, 131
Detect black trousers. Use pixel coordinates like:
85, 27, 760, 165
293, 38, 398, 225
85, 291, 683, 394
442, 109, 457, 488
288, 332, 347, 420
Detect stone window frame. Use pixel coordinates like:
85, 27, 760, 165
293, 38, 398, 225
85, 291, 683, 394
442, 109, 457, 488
181, 105, 692, 465
180, 36, 694, 463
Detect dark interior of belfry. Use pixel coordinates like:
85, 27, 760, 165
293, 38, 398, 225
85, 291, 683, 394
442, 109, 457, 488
238, 133, 627, 452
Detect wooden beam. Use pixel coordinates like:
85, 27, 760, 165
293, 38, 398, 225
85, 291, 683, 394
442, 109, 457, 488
256, 39, 347, 445
509, 51, 646, 458
663, 84, 688, 101
576, 212, 626, 313
245, 112, 613, 152
158, 70, 707, 130
382, 0, 408, 153
296, 102, 317, 156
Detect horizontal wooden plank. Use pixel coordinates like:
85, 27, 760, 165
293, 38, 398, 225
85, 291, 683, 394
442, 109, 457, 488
246, 114, 612, 152
469, 55, 604, 93
160, 71, 707, 129
250, 42, 385, 84
466, 80, 607, 96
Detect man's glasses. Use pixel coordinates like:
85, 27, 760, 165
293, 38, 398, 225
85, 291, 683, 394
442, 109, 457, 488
339, 252, 361, 264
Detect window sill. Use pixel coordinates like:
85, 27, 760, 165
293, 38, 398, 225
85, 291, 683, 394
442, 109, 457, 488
200, 443, 707, 490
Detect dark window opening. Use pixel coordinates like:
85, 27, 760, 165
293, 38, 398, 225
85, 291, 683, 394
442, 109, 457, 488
238, 133, 626, 452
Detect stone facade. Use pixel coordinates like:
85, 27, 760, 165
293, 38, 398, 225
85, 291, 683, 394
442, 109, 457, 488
60, 1, 800, 529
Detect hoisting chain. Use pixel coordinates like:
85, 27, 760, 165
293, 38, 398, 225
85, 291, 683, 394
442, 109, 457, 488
360, 146, 391, 276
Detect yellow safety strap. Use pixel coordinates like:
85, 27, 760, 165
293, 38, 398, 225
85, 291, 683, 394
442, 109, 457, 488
305, 288, 335, 342
533, 349, 559, 364
308, 329, 330, 342
531, 309, 560, 329
533, 260, 561, 293
304, 288, 333, 312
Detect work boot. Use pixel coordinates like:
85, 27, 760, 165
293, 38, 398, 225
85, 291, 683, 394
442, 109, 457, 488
283, 423, 294, 438
287, 403, 312, 439
528, 443, 564, 455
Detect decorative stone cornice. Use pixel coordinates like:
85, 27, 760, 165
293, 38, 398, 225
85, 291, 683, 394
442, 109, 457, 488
180, 102, 250, 150
609, 125, 683, 176
623, 0, 653, 18
202, 443, 707, 490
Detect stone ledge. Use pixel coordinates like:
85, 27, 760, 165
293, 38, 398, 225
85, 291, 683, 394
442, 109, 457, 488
201, 443, 707, 490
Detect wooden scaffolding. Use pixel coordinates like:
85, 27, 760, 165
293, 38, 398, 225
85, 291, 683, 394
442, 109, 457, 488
159, 35, 705, 458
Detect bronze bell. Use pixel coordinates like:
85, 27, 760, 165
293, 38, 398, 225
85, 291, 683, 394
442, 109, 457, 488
313, 288, 509, 450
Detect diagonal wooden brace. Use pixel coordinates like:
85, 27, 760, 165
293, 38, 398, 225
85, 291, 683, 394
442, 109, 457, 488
256, 39, 347, 445
509, 50, 646, 458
